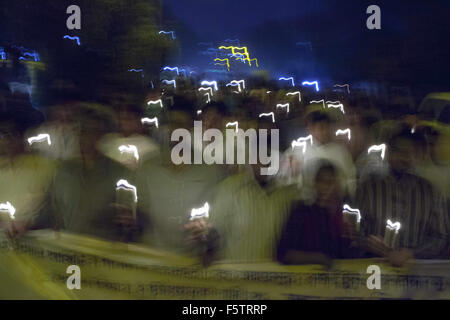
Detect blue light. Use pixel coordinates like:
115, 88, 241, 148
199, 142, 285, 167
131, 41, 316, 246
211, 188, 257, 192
224, 39, 240, 46
23, 52, 40, 62
302, 81, 320, 92
159, 31, 176, 40
63, 35, 81, 46
279, 77, 295, 86
205, 69, 227, 74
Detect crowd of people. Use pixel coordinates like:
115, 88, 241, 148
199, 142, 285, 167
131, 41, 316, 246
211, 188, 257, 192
1, 73, 449, 269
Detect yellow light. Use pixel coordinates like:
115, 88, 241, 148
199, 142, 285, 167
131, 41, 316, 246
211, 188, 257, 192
214, 58, 230, 71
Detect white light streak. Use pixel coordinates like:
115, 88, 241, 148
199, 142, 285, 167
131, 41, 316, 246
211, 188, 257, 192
231, 80, 245, 90
141, 117, 159, 128
336, 128, 351, 141
327, 103, 345, 114
147, 99, 163, 108
279, 77, 295, 87
368, 144, 386, 160
162, 79, 176, 88
163, 66, 179, 75
259, 112, 275, 123
343, 204, 361, 223
0, 201, 15, 220
116, 179, 138, 203
310, 99, 325, 108
27, 133, 51, 146
302, 81, 320, 92
118, 145, 139, 161
201, 81, 218, 91
276, 103, 290, 113
226, 121, 239, 133
386, 219, 401, 233
334, 84, 350, 94
190, 202, 210, 220
291, 135, 313, 154
286, 91, 301, 102
199, 87, 214, 96
159, 31, 176, 40
204, 92, 211, 103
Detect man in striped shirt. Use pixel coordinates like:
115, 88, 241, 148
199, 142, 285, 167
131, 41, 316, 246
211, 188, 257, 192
355, 129, 449, 265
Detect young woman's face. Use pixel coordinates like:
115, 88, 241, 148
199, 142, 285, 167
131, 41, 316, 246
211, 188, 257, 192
315, 168, 341, 205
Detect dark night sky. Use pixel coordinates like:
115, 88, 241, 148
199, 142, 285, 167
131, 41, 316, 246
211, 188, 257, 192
163, 0, 325, 36
162, 0, 450, 87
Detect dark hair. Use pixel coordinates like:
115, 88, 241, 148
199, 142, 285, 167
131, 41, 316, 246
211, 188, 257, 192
314, 161, 338, 181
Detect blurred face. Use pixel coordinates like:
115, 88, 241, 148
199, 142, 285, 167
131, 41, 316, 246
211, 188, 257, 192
388, 138, 414, 172
347, 114, 369, 157
79, 121, 103, 157
315, 167, 341, 207
307, 120, 331, 145
0, 130, 24, 157
118, 110, 140, 136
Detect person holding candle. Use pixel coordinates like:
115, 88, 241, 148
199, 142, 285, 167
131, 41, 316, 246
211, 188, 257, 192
355, 128, 449, 266
276, 162, 357, 268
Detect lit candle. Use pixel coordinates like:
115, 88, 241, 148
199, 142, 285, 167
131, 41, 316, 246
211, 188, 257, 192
190, 202, 210, 221
384, 219, 401, 249
342, 204, 361, 232
0, 201, 16, 221
115, 180, 137, 220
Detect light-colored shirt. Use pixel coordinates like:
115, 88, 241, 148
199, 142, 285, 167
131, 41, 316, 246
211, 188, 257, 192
0, 154, 55, 225
137, 158, 227, 252
210, 169, 300, 263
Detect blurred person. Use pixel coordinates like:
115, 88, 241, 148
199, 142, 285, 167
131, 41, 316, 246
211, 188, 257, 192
345, 107, 388, 182
136, 99, 228, 257
277, 106, 356, 202
277, 162, 355, 268
30, 101, 81, 161
411, 121, 450, 200
49, 105, 139, 241
185, 116, 299, 264
97, 95, 159, 170
0, 116, 55, 237
29, 80, 82, 161
355, 129, 449, 266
